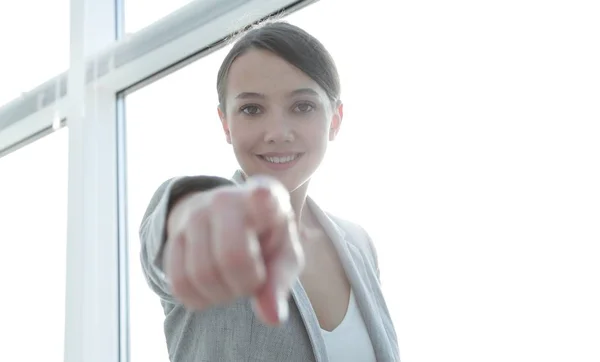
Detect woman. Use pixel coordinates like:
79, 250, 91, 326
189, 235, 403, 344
139, 21, 399, 362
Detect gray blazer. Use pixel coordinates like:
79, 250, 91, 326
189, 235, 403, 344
139, 171, 400, 361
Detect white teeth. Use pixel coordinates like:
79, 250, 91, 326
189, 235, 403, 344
263, 154, 298, 164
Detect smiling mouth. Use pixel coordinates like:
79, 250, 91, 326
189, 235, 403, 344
258, 153, 303, 164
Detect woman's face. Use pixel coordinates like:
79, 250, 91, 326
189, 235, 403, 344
219, 49, 342, 192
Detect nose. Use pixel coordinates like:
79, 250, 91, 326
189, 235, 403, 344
263, 119, 295, 144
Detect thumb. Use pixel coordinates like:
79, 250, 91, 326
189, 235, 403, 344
251, 278, 290, 327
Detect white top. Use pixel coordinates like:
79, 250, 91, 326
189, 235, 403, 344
321, 290, 377, 362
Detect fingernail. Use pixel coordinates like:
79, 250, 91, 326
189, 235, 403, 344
247, 176, 291, 213
276, 294, 289, 323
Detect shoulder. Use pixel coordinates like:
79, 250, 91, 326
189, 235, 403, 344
326, 212, 379, 270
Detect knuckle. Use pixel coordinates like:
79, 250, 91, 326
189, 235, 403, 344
186, 207, 209, 225
210, 190, 238, 211
219, 246, 254, 271
191, 262, 220, 286
184, 208, 210, 237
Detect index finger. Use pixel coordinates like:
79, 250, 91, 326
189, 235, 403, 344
244, 175, 294, 234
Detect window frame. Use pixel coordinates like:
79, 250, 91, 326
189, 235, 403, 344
0, 1, 318, 361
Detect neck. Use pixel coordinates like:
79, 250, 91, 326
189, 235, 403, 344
290, 180, 311, 226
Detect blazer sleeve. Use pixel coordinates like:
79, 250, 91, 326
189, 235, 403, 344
138, 175, 235, 303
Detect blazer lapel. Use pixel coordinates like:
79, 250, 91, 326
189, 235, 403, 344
307, 197, 396, 362
289, 282, 329, 362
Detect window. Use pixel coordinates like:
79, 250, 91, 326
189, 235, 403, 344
124, 0, 195, 34
0, 129, 68, 362
0, 0, 69, 106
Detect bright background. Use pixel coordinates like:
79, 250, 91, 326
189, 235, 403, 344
1, 1, 599, 361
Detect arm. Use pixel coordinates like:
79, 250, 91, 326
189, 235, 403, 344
138, 175, 235, 303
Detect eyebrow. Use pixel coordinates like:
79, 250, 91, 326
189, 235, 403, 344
291, 88, 319, 97
235, 88, 319, 99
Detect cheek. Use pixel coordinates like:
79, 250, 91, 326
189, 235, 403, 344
231, 138, 255, 157
230, 140, 256, 171
228, 121, 255, 149
304, 120, 330, 148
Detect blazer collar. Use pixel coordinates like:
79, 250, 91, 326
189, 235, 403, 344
231, 169, 245, 184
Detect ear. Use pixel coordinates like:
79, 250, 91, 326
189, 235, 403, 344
218, 106, 232, 144
329, 101, 344, 141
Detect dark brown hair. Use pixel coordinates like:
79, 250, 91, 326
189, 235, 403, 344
216, 21, 340, 112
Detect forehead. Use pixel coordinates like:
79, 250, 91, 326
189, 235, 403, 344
226, 49, 324, 98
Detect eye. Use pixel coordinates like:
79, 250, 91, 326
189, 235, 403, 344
293, 102, 316, 113
240, 104, 262, 115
